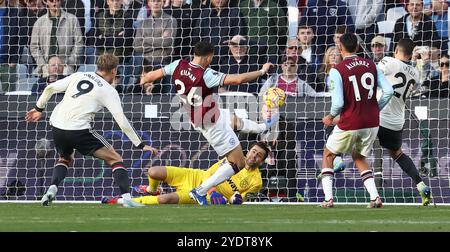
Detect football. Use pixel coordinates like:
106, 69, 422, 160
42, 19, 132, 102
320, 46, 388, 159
263, 87, 286, 108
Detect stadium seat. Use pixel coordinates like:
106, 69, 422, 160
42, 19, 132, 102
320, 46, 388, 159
377, 21, 396, 34
77, 64, 97, 72
386, 7, 407, 21
15, 64, 37, 92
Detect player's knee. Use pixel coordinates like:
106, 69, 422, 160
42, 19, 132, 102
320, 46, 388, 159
148, 166, 165, 180
390, 149, 403, 160
157, 195, 177, 204
57, 156, 72, 166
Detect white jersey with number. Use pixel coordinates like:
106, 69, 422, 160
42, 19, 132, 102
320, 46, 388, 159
377, 57, 419, 131
35, 72, 143, 147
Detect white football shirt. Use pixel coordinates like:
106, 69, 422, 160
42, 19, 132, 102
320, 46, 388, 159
36, 72, 143, 147
377, 56, 419, 131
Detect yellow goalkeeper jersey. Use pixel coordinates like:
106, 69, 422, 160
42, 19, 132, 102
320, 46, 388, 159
205, 159, 262, 201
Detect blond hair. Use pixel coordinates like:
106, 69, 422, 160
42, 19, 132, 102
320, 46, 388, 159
321, 46, 342, 74
96, 54, 119, 72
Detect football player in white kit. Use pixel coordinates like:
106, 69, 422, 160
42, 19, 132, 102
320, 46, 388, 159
25, 54, 158, 207
377, 38, 433, 206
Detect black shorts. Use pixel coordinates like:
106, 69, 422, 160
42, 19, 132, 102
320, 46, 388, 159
377, 126, 403, 151
52, 127, 112, 160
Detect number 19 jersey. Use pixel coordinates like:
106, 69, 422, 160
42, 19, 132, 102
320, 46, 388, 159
334, 56, 380, 130
377, 57, 419, 131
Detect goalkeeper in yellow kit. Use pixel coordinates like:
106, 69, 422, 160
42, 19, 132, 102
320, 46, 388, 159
102, 142, 270, 205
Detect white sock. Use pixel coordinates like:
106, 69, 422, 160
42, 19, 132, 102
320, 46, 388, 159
239, 119, 267, 134
47, 185, 58, 197
196, 161, 236, 195
416, 181, 427, 193
321, 168, 334, 201
360, 170, 379, 200
121, 193, 132, 201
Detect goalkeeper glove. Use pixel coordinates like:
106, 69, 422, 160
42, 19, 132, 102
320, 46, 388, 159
210, 191, 227, 205
230, 192, 243, 205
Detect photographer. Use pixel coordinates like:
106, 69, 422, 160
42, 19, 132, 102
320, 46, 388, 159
412, 43, 441, 84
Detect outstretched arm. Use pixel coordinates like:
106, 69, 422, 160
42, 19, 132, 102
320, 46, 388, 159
140, 68, 164, 86
223, 63, 273, 86
25, 76, 71, 123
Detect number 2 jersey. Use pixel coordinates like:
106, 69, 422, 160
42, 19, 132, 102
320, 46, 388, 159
163, 59, 226, 127
331, 56, 392, 130
377, 56, 419, 131
35, 72, 143, 147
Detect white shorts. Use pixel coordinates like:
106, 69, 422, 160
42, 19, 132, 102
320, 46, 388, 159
326, 125, 379, 157
194, 109, 240, 157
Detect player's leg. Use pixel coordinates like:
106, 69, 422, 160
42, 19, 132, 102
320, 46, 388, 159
319, 126, 354, 207
378, 126, 432, 205
389, 148, 433, 206
132, 193, 180, 205
354, 127, 382, 208
41, 127, 75, 206
93, 147, 144, 207
190, 109, 244, 205
230, 113, 270, 134
134, 166, 167, 195
320, 147, 336, 208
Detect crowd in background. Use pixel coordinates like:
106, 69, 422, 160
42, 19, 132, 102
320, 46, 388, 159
0, 0, 449, 98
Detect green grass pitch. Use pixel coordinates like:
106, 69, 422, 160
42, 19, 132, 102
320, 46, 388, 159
1, 203, 450, 232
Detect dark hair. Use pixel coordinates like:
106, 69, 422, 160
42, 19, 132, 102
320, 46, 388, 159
194, 41, 215, 57
251, 142, 271, 160
339, 33, 359, 53
396, 38, 415, 57
96, 53, 119, 72
335, 25, 347, 35
298, 25, 314, 32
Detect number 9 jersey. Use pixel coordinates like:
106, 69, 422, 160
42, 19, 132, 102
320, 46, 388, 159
35, 72, 143, 147
377, 56, 419, 131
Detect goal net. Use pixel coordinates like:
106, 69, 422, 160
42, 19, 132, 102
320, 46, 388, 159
0, 0, 449, 204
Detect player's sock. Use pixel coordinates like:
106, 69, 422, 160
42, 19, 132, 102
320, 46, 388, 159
395, 153, 423, 184
132, 196, 158, 205
148, 174, 160, 193
321, 168, 334, 201
238, 119, 267, 134
196, 161, 237, 196
112, 162, 130, 194
46, 184, 58, 197
416, 181, 428, 193
51, 162, 69, 186
361, 170, 379, 200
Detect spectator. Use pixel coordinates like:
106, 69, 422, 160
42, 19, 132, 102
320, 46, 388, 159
423, 54, 450, 97
260, 55, 317, 97
333, 25, 347, 47
62, 0, 90, 36
31, 55, 66, 93
93, 0, 134, 85
296, 25, 324, 91
191, 0, 245, 68
370, 35, 387, 63
218, 35, 263, 94
431, 0, 449, 53
297, 26, 324, 65
0, 0, 19, 92
239, 0, 287, 62
412, 42, 441, 83
317, 46, 343, 91
30, 0, 83, 77
133, 0, 177, 75
164, 0, 200, 60
300, 0, 354, 49
18, 0, 46, 70
393, 0, 440, 48
122, 0, 142, 22
347, 0, 384, 47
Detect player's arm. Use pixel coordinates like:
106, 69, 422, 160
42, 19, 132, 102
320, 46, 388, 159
377, 57, 391, 76
322, 68, 344, 128
25, 76, 72, 123
101, 91, 158, 154
376, 66, 394, 110
140, 59, 180, 86
222, 63, 273, 86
